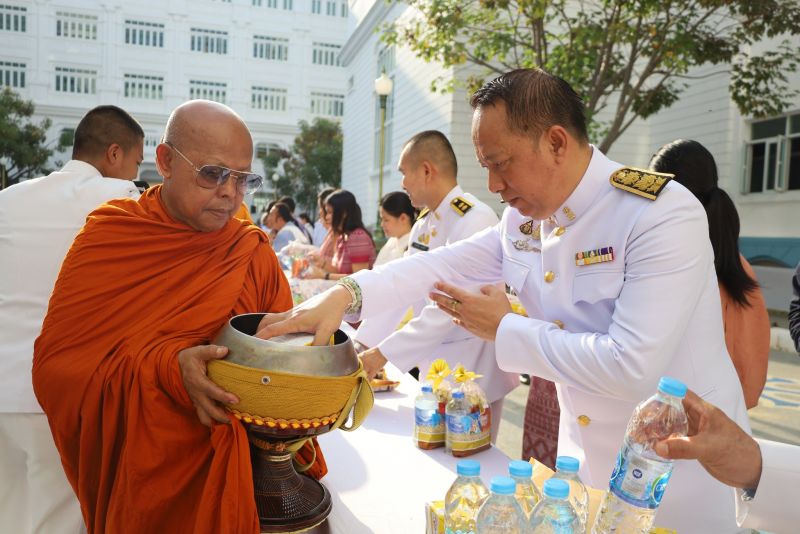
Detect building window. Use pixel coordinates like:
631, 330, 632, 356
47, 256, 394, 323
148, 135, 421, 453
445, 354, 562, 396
311, 0, 321, 14
190, 28, 228, 54
253, 35, 289, 61
0, 60, 25, 88
340, 1, 348, 17
312, 42, 341, 66
189, 80, 226, 103
325, 0, 336, 16
144, 132, 160, 150
310, 92, 344, 117
283, 0, 293, 10
252, 0, 277, 6
0, 4, 26, 32
123, 74, 164, 100
55, 11, 98, 40
744, 112, 800, 193
125, 20, 164, 48
252, 86, 287, 111
55, 66, 97, 94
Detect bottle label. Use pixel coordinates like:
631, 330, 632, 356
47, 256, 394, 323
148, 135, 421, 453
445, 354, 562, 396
608, 445, 673, 509
415, 407, 445, 443
446, 409, 491, 451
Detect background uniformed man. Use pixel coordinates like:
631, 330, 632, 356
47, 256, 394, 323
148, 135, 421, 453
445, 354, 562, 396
257, 68, 749, 532
357, 131, 517, 437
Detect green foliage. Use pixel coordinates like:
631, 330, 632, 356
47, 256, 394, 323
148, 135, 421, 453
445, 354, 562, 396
263, 118, 343, 213
0, 88, 69, 189
382, 0, 800, 152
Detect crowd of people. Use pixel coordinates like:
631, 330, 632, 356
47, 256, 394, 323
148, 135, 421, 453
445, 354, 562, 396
0, 66, 798, 534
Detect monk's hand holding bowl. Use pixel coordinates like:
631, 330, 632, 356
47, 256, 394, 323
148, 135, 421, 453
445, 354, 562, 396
178, 345, 240, 427
255, 285, 352, 346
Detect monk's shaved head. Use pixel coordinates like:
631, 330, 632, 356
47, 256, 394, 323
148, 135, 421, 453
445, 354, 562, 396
401, 130, 458, 180
156, 100, 255, 233
164, 100, 251, 151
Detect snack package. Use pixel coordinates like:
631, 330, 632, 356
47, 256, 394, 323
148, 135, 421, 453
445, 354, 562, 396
425, 500, 445, 534
446, 365, 491, 457
416, 359, 452, 449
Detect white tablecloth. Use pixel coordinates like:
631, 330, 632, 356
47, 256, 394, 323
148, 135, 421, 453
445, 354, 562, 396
315, 365, 512, 533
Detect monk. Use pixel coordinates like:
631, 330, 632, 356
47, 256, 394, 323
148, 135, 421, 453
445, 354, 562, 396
32, 100, 324, 534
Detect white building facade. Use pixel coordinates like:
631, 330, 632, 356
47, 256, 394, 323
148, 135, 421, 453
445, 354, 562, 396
341, 1, 800, 312
0, 0, 350, 214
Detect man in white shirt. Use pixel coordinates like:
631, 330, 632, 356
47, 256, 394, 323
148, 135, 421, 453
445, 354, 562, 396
268, 201, 310, 252
656, 390, 797, 533
357, 131, 517, 436
0, 105, 144, 533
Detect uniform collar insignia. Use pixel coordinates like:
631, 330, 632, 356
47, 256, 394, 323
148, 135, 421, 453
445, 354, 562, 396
417, 208, 430, 220
610, 167, 673, 200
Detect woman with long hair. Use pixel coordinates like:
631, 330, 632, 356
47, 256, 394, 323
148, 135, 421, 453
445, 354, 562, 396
650, 139, 770, 408
375, 191, 416, 265
304, 189, 376, 280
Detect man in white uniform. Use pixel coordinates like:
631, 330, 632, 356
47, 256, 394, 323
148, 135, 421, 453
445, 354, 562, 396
357, 131, 517, 434
656, 390, 797, 533
0, 105, 144, 533
257, 69, 750, 532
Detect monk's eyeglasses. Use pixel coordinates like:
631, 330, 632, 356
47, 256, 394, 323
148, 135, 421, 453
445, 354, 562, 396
165, 141, 263, 195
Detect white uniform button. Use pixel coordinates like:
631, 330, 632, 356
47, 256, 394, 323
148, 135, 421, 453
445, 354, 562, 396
553, 320, 565, 329
544, 271, 556, 283
555, 226, 566, 237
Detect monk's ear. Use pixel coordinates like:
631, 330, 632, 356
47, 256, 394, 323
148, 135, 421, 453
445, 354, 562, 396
155, 143, 172, 180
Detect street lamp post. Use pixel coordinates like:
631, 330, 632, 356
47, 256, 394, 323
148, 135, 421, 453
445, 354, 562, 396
374, 71, 393, 238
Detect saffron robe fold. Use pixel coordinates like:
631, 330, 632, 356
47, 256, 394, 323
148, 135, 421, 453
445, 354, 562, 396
33, 186, 322, 534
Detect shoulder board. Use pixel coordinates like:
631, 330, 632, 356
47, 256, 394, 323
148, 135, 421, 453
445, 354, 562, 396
609, 167, 673, 200
416, 208, 430, 220
450, 196, 474, 217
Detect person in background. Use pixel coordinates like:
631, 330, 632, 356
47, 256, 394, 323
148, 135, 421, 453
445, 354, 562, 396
655, 390, 798, 534
313, 187, 335, 248
650, 139, 770, 409
304, 189, 375, 280
268, 202, 310, 251
278, 195, 296, 213
374, 191, 415, 265
789, 261, 800, 353
298, 212, 315, 239
0, 104, 144, 533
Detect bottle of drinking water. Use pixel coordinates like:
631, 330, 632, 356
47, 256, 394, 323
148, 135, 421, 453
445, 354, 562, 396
414, 383, 443, 449
508, 460, 541, 518
529, 478, 579, 533
592, 377, 689, 534
476, 476, 527, 534
552, 456, 588, 533
444, 460, 489, 534
445, 390, 469, 454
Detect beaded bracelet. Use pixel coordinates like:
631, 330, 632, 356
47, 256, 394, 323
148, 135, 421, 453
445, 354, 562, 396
336, 276, 363, 316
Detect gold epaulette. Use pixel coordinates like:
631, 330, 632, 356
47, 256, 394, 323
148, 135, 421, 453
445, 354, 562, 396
610, 167, 673, 200
450, 196, 473, 216
417, 208, 430, 220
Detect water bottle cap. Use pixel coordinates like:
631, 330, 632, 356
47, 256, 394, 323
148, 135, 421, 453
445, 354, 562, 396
421, 384, 433, 393
452, 391, 465, 399
456, 460, 480, 476
555, 456, 580, 473
490, 476, 516, 495
658, 376, 687, 398
543, 478, 570, 499
508, 460, 532, 477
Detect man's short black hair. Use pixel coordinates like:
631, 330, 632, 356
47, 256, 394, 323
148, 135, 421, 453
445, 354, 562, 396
402, 130, 458, 178
470, 68, 588, 143
72, 105, 144, 159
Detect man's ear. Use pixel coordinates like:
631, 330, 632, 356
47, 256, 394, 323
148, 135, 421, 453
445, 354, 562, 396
105, 143, 123, 166
155, 143, 172, 180
545, 126, 569, 160
422, 160, 434, 181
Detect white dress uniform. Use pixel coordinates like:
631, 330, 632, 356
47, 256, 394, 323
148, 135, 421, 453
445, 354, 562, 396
351, 149, 750, 533
736, 439, 799, 533
0, 161, 140, 534
356, 185, 517, 405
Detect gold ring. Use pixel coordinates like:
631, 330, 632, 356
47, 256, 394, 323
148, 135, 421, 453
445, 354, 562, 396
451, 299, 460, 312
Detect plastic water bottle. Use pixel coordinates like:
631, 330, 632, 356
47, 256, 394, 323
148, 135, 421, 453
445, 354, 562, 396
444, 460, 489, 534
414, 384, 444, 449
476, 476, 527, 534
552, 456, 588, 533
445, 390, 469, 454
509, 460, 541, 518
529, 478, 579, 533
592, 377, 689, 534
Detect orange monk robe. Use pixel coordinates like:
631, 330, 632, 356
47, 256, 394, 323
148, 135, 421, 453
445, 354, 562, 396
235, 201, 253, 223
33, 186, 325, 534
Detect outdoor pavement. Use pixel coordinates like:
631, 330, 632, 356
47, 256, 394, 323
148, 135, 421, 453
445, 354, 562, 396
495, 348, 800, 461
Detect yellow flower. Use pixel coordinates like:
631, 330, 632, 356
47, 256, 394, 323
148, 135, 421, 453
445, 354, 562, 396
453, 364, 483, 384
426, 359, 451, 390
